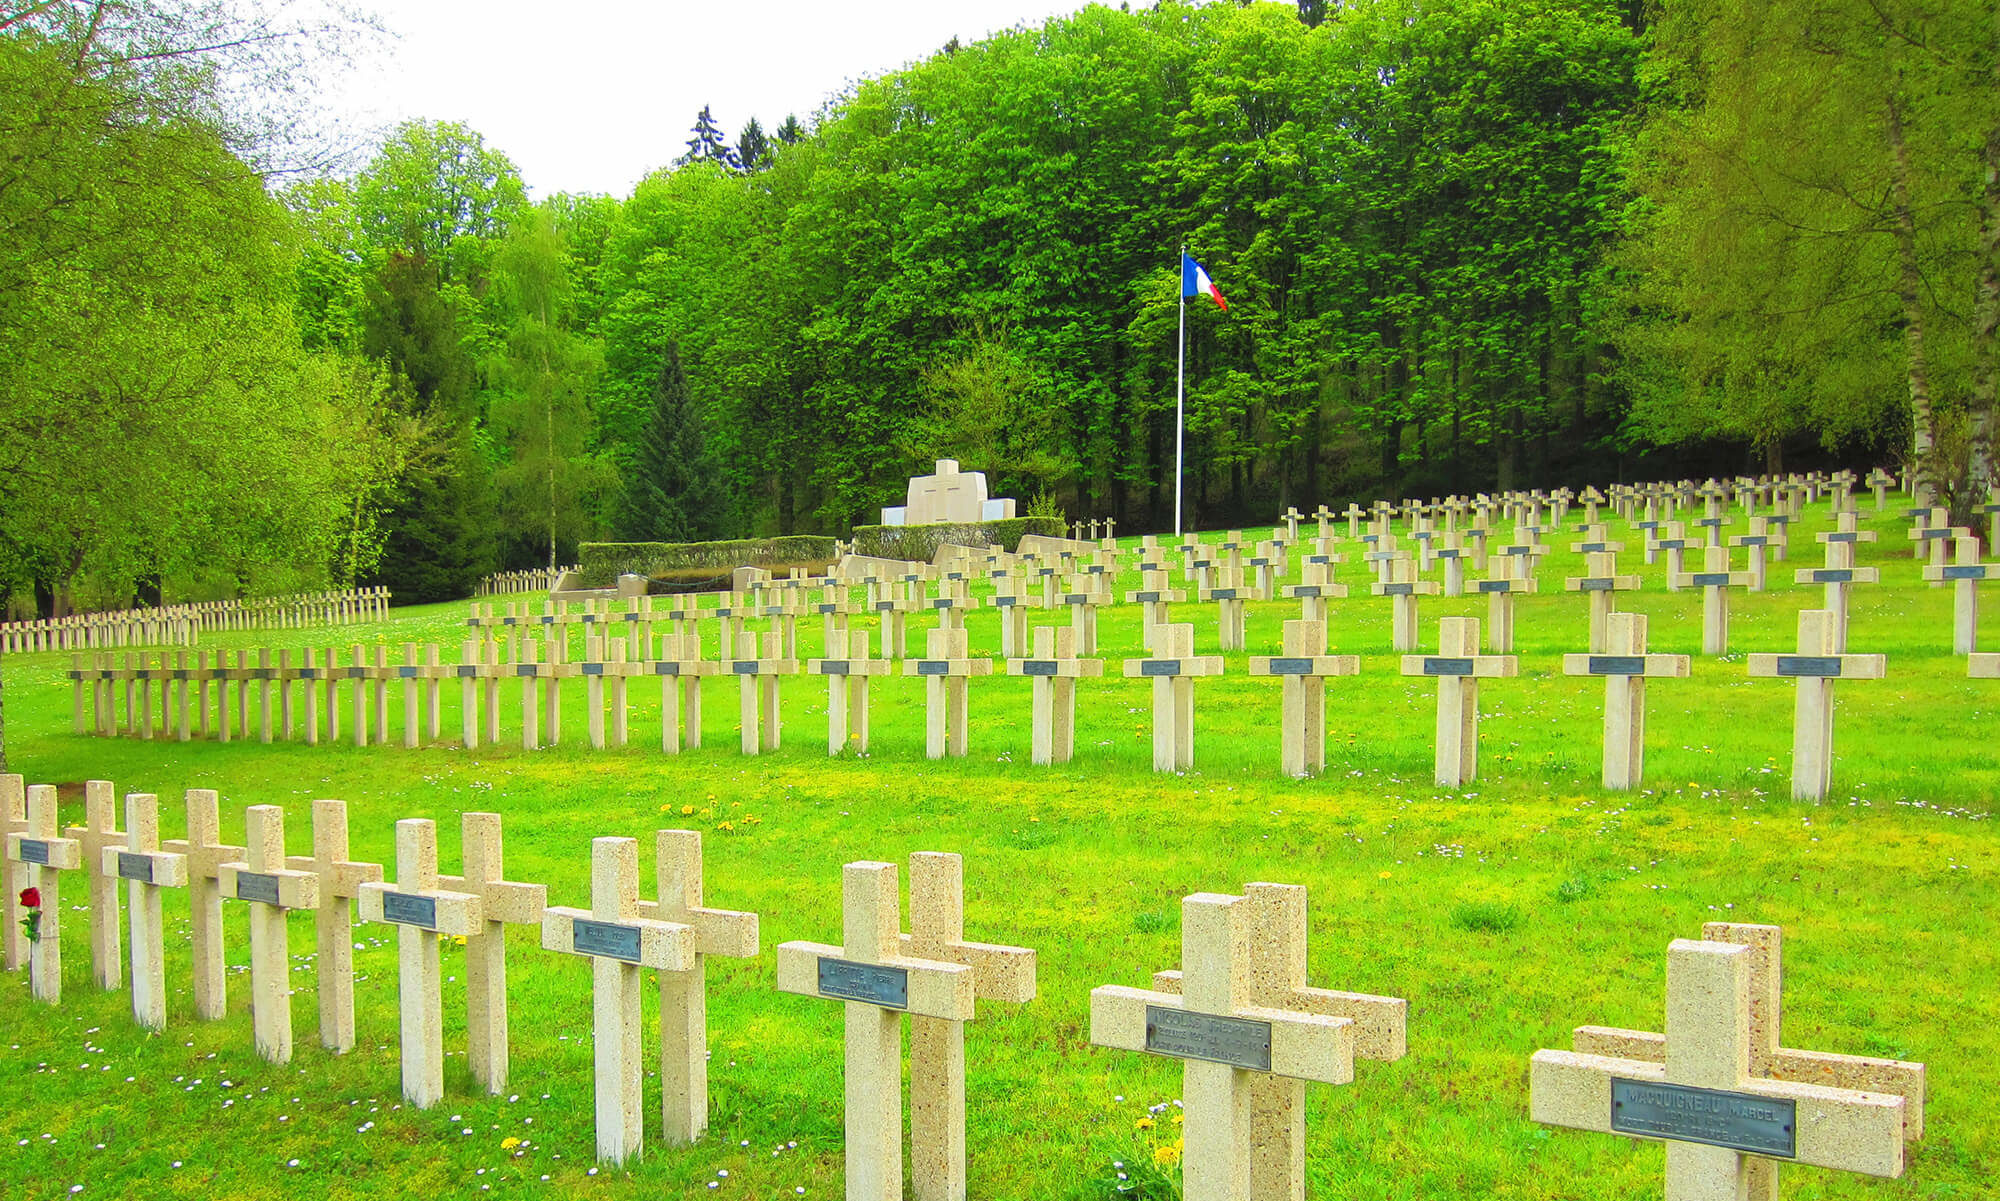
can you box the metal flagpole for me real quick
[1175,245,1186,538]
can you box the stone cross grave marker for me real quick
[161,788,244,1021]
[1089,888,1369,1201]
[904,625,992,760]
[776,860,977,1201]
[1807,512,1880,651]
[284,798,384,1053]
[1560,612,1691,790]
[1672,545,1753,655]
[732,630,797,755]
[1568,921,1926,1199]
[1399,616,1518,787]
[1746,609,1885,801]
[1248,619,1359,778]
[1653,521,1695,585]
[1145,883,1407,1201]
[1,774,24,971]
[514,638,557,750]
[1729,518,1777,591]
[1565,551,1643,654]
[1006,624,1104,766]
[986,574,1030,656]
[1372,555,1439,652]
[1473,562,1538,654]
[62,779,125,991]
[893,851,1036,1201]
[218,804,322,1064]
[1199,566,1261,652]
[633,830,760,1145]
[7,784,83,1002]
[107,792,188,1031]
[540,837,695,1165]
[438,812,548,1094]
[652,631,714,753]
[809,628,888,755]
[1126,567,1187,654]
[1531,935,1914,1198]
[1284,556,1347,626]
[1920,533,1995,653]
[359,819,484,1108]
[1123,623,1226,772]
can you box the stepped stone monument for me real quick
[880,460,1017,526]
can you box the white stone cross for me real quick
[1564,551,1643,653]
[1144,883,1406,1201]
[284,798,384,1053]
[1199,566,1264,653]
[438,811,548,1094]
[776,860,975,1201]
[218,805,322,1064]
[1472,565,1538,653]
[651,631,714,753]
[1122,623,1226,772]
[1248,619,1359,778]
[0,773,24,972]
[360,819,484,1108]
[903,626,992,759]
[161,789,244,1021]
[1920,533,1995,654]
[1006,625,1104,765]
[731,630,798,755]
[1561,612,1691,790]
[1370,555,1439,652]
[62,779,124,991]
[1284,557,1347,627]
[1672,545,1753,655]
[809,628,889,755]
[1125,568,1188,654]
[634,830,760,1145]
[1531,935,1914,1198]
[7,784,83,1003]
[540,837,695,1165]
[1398,616,1517,787]
[1746,609,1885,801]
[1089,889,1361,1201]
[107,792,187,1031]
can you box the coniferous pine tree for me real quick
[619,342,715,542]
[674,106,740,170]
[736,117,772,173]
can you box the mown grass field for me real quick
[0,503,1994,1200]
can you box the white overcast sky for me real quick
[330,1,1096,198]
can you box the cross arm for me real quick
[635,901,759,959]
[1004,659,1105,678]
[1089,985,1355,1085]
[1398,655,1518,679]
[438,875,548,925]
[1560,654,1690,678]
[287,855,384,898]
[1530,1049,1905,1176]
[1150,971,1405,1061]
[1565,575,1643,592]
[359,882,484,937]
[1121,657,1227,678]
[775,940,975,1020]
[901,659,996,677]
[101,846,188,888]
[1745,654,1887,680]
[1247,655,1361,678]
[896,933,1035,1003]
[1922,563,1997,582]
[540,905,693,971]
[218,862,319,909]
[805,659,893,677]
[1796,568,1881,585]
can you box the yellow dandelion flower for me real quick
[1153,1143,1180,1166]
[1378,870,1392,879]
[717,821,735,832]
[681,804,695,815]
[501,1136,521,1149]
[453,935,467,947]
[1134,1116,1155,1131]
[1171,1111,1184,1125]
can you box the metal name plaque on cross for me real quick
[1579,578,1617,591]
[1022,661,1058,677]
[1267,658,1314,675]
[1140,660,1182,677]
[382,891,438,929]
[1610,1078,1796,1159]
[1380,583,1414,596]
[18,838,50,866]
[917,661,950,676]
[1476,580,1513,593]
[1942,565,1990,581]
[236,872,281,905]
[1131,591,1160,603]
[1144,1005,1273,1072]
[1292,586,1322,598]
[1811,569,1855,584]
[732,661,760,675]
[1587,656,1647,676]
[116,852,154,884]
[573,918,643,962]
[1422,658,1474,677]
[1688,573,1732,587]
[817,957,909,1008]
[818,661,851,676]
[1776,656,1843,678]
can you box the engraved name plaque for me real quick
[818,661,851,676]
[1942,565,1989,581]
[1775,656,1843,678]
[1811,569,1855,584]
[382,892,438,929]
[732,662,759,675]
[1476,580,1513,593]
[817,957,909,1008]
[1380,583,1414,596]
[1292,586,1322,598]
[18,838,49,866]
[573,918,643,962]
[1144,1005,1273,1072]
[1022,661,1058,677]
[1587,656,1646,675]
[1688,573,1731,587]
[1610,1078,1796,1159]
[116,852,154,884]
[917,661,950,676]
[236,872,281,905]
[1579,579,1616,591]
[1266,658,1314,675]
[1140,660,1181,677]
[1422,658,1474,677]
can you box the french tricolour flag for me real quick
[1181,253,1228,311]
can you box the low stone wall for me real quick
[576,537,839,588]
[848,517,1064,562]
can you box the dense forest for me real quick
[3,0,1996,609]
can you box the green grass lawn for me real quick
[0,503,1994,1199]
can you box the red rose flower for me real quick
[19,887,39,909]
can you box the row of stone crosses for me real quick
[68,487,1998,801]
[3,775,1928,1201]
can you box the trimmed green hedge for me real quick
[848,517,1066,561]
[577,536,838,588]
